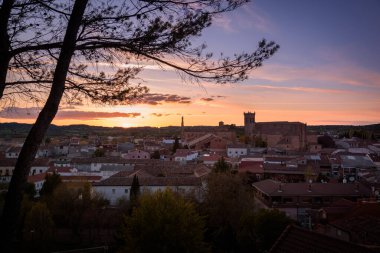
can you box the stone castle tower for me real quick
[244,111,255,138]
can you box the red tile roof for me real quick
[253,179,371,197]
[239,161,264,174]
[47,167,73,173]
[94,176,202,187]
[0,158,50,167]
[61,175,102,182]
[330,203,380,246]
[28,173,47,183]
[269,225,377,253]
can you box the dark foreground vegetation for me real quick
[0,171,291,253]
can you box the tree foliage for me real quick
[151,150,161,159]
[254,136,267,148]
[202,172,255,252]
[92,148,105,157]
[317,135,335,148]
[1,0,279,105]
[213,156,231,173]
[1,1,89,245]
[120,189,208,253]
[0,0,279,245]
[172,136,181,154]
[339,129,376,140]
[46,183,108,234]
[23,182,36,200]
[253,209,292,252]
[24,202,54,243]
[39,173,62,198]
[130,175,140,203]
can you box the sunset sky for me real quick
[1,0,379,127]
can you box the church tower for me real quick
[244,111,255,138]
[181,116,184,137]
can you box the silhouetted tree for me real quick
[202,172,255,251]
[130,175,140,204]
[213,156,231,173]
[92,148,105,157]
[0,1,89,245]
[24,202,54,244]
[316,173,330,183]
[253,209,292,252]
[22,182,36,200]
[1,0,279,104]
[151,150,160,159]
[317,135,335,148]
[120,189,208,253]
[46,183,108,240]
[44,137,51,145]
[39,173,62,198]
[1,0,279,246]
[172,136,181,154]
[254,136,268,148]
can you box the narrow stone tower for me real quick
[181,116,184,137]
[244,111,255,138]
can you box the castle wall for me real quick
[251,121,307,151]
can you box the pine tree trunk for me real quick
[0,0,88,248]
[0,0,14,99]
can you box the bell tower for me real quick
[181,116,184,138]
[244,111,255,138]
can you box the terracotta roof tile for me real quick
[253,179,371,197]
[269,225,377,253]
[94,176,202,187]
[28,173,47,183]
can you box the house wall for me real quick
[94,185,200,205]
[5,152,19,158]
[186,153,198,161]
[227,148,248,158]
[30,166,49,175]
[36,149,51,158]
[34,180,45,195]
[74,164,92,172]
[54,146,69,155]
[210,138,228,151]
[174,157,186,162]
[308,144,322,153]
[123,150,150,159]
[95,186,131,205]
[0,166,13,182]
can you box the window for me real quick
[112,189,116,194]
[125,189,128,194]
[302,198,312,203]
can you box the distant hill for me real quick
[0,122,379,138]
[307,124,380,135]
[0,122,182,138]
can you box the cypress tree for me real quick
[130,175,140,202]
